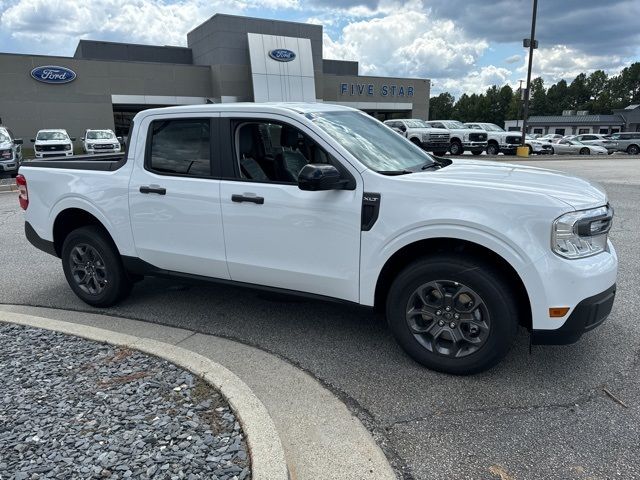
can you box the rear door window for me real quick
[146,119,212,177]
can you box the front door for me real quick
[218,115,363,302]
[128,114,229,279]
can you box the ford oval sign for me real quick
[30,65,77,84]
[269,49,296,62]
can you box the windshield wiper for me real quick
[377,169,414,176]
[421,162,440,170]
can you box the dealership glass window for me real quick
[554,128,566,135]
[533,128,544,134]
[578,128,590,134]
[599,128,609,134]
[147,119,211,177]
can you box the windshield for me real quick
[404,120,427,128]
[37,131,68,141]
[307,111,435,172]
[443,121,465,129]
[86,130,115,140]
[0,130,9,143]
[482,123,505,132]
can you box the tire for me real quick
[627,144,640,155]
[386,255,518,375]
[486,143,499,156]
[449,141,463,156]
[471,150,483,156]
[525,145,533,155]
[549,147,555,155]
[580,147,590,155]
[61,226,132,307]
[410,138,423,149]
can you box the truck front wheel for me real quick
[61,226,132,307]
[386,255,518,374]
[486,143,500,155]
[449,141,464,155]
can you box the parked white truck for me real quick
[464,122,522,155]
[31,129,75,159]
[424,120,488,156]
[383,119,450,155]
[18,103,617,374]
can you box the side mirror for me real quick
[81,137,85,141]
[117,136,123,142]
[14,139,23,145]
[70,137,77,142]
[298,164,347,191]
[30,139,36,143]
[399,125,407,132]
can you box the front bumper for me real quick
[531,284,616,345]
[421,142,450,151]
[463,141,488,149]
[35,151,74,158]
[0,161,19,172]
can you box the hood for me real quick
[86,138,117,144]
[35,138,71,144]
[409,127,449,134]
[411,159,607,210]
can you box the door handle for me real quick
[140,185,166,195]
[232,194,264,205]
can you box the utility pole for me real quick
[520,0,538,146]
[516,79,524,128]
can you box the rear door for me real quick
[128,113,230,279]
[218,113,363,302]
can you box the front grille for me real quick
[428,133,450,143]
[469,133,487,142]
[42,144,66,151]
[93,144,115,150]
[506,135,521,144]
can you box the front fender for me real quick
[359,223,549,324]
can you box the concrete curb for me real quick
[0,310,289,480]
[0,183,17,192]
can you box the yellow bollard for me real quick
[516,146,530,157]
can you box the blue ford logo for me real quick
[30,65,77,84]
[269,49,296,62]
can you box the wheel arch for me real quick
[52,208,118,257]
[373,237,532,329]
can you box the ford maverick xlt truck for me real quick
[18,104,617,374]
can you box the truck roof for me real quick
[136,102,358,120]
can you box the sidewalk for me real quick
[0,305,397,480]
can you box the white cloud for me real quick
[0,0,299,54]
[436,65,514,97]
[527,45,626,83]
[504,54,521,64]
[323,9,487,79]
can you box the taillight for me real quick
[16,174,28,210]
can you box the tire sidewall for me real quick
[487,144,499,155]
[450,142,463,155]
[61,227,127,307]
[386,257,518,375]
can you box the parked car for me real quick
[551,139,608,155]
[463,122,521,155]
[17,103,617,375]
[0,126,23,176]
[82,129,122,154]
[608,132,640,155]
[383,119,450,155]
[538,134,564,143]
[31,129,75,158]
[573,134,617,154]
[523,135,553,155]
[423,120,487,155]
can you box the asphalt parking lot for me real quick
[1,156,639,479]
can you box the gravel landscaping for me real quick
[0,323,251,480]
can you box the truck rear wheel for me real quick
[386,255,518,374]
[61,226,132,307]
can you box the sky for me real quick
[1,0,638,98]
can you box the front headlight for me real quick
[463,133,470,141]
[86,143,94,149]
[64,144,71,151]
[552,205,613,259]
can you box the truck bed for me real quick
[23,153,126,172]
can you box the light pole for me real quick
[516,79,524,129]
[520,0,538,146]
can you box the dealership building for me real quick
[0,13,430,144]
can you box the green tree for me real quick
[428,92,455,119]
[528,77,547,116]
[568,73,591,109]
[546,79,570,114]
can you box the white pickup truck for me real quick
[31,129,75,159]
[383,119,450,155]
[464,122,522,155]
[18,103,617,374]
[423,120,487,156]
